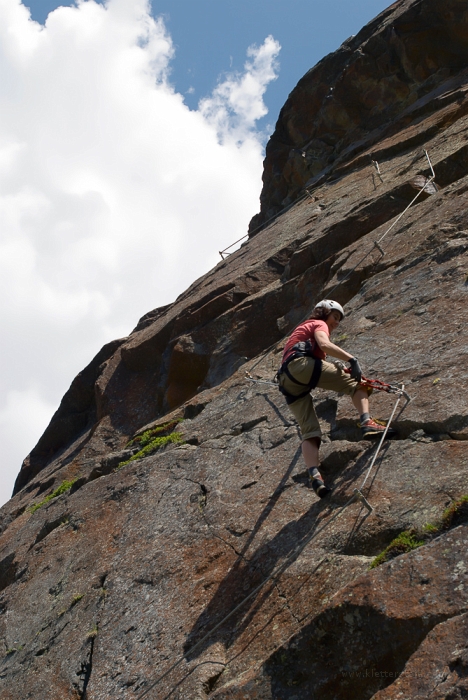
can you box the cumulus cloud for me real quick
[0,0,280,506]
[199,35,280,143]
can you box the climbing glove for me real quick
[349,357,362,383]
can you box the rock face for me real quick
[249,0,468,233]
[1,0,468,698]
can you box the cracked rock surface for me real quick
[1,0,468,698]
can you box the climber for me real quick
[277,299,395,498]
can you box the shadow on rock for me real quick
[263,602,448,700]
[183,446,330,660]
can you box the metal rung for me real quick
[372,159,384,183]
[401,388,413,403]
[424,149,436,179]
[353,489,374,513]
[374,240,385,256]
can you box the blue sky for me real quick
[1,0,391,505]
[25,0,391,132]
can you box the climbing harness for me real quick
[276,339,323,404]
[277,359,322,404]
[135,387,405,699]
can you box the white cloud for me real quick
[199,35,280,144]
[0,0,280,506]
[0,388,57,507]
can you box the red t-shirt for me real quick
[282,319,329,363]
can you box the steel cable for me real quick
[138,150,432,698]
[247,151,435,377]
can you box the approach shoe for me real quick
[307,468,331,499]
[361,417,397,439]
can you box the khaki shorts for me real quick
[278,358,365,443]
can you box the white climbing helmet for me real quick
[314,299,345,320]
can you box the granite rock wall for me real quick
[1,0,468,697]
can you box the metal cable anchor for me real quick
[353,488,374,513]
[396,384,413,404]
[373,240,385,256]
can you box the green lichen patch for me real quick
[6,645,23,655]
[119,421,184,469]
[440,495,468,530]
[28,478,78,514]
[87,625,98,639]
[126,418,183,448]
[370,495,468,570]
[57,592,85,618]
[370,531,424,569]
[421,495,468,536]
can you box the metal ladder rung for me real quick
[353,488,374,513]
